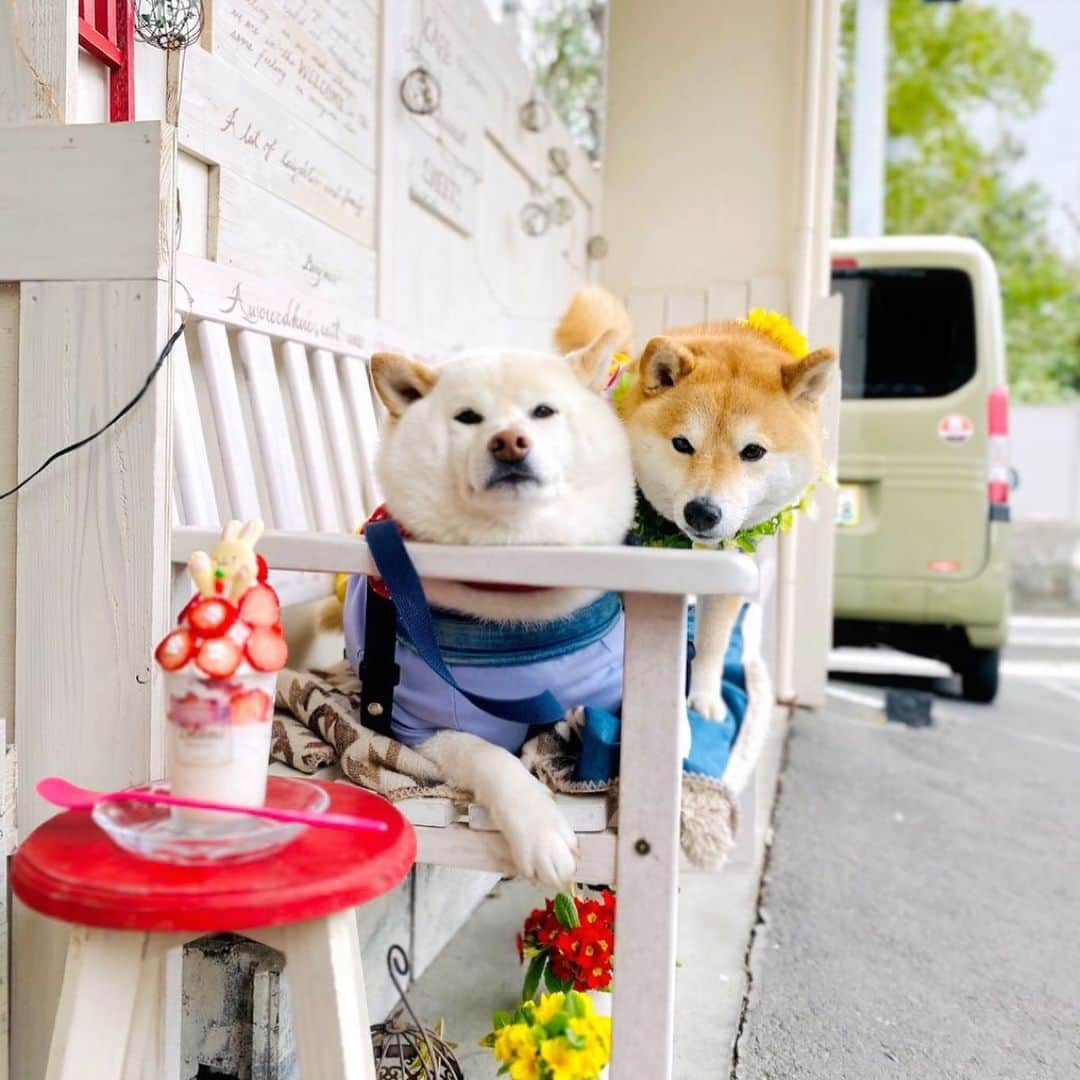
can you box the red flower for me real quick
[517,889,616,994]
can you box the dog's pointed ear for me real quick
[370,352,439,417]
[565,328,620,392]
[640,336,695,395]
[782,347,836,406]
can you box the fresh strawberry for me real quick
[245,626,288,671]
[230,688,271,725]
[226,620,252,647]
[169,696,228,729]
[238,583,280,628]
[195,636,242,679]
[187,597,237,638]
[256,553,269,583]
[155,628,195,671]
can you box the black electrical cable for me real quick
[0,322,186,502]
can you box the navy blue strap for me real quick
[364,520,566,726]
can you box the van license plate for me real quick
[835,484,860,527]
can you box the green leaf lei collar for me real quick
[627,485,817,554]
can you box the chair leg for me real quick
[46,927,148,1080]
[255,910,376,1080]
[611,592,688,1080]
[122,938,187,1080]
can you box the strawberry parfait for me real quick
[155,535,288,825]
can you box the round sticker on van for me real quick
[938,414,973,445]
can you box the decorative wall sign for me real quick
[213,0,376,168]
[180,47,375,245]
[408,140,476,237]
[215,171,376,310]
[401,0,489,234]
[177,253,374,356]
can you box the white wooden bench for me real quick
[168,283,760,1080]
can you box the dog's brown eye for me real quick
[454,408,484,425]
[672,436,694,455]
[532,404,557,419]
[740,443,767,462]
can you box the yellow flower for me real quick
[533,991,567,1026]
[508,1046,541,1080]
[740,308,808,358]
[541,1036,584,1080]
[571,1014,612,1058]
[493,1023,535,1065]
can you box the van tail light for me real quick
[987,385,1010,518]
[831,257,859,270]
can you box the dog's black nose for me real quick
[488,429,531,463]
[683,498,721,534]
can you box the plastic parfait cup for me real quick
[155,520,288,828]
[164,668,277,825]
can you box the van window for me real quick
[832,268,977,399]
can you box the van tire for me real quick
[960,647,1000,704]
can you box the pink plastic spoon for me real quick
[37,776,389,834]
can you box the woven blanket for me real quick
[271,608,773,870]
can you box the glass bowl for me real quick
[92,776,330,865]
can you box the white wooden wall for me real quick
[2,1,602,1074]
[379,0,602,348]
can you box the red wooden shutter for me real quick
[77,0,135,121]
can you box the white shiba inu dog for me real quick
[352,335,635,887]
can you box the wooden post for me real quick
[0,0,77,126]
[611,592,688,1080]
[8,120,176,1080]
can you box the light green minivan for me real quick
[831,237,1010,703]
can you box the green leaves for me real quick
[544,966,574,994]
[554,891,580,929]
[522,953,547,1003]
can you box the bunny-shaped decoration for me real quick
[187,519,265,601]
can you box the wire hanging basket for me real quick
[370,945,464,1079]
[133,0,204,50]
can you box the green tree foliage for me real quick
[523,1,605,160]
[836,0,1080,400]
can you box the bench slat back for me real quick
[171,306,406,606]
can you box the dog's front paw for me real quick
[688,688,726,721]
[501,791,579,889]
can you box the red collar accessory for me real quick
[363,505,548,596]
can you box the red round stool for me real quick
[13,779,416,1080]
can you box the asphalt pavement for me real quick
[734,617,1080,1080]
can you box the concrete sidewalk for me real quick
[734,679,1080,1080]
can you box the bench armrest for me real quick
[171,526,758,597]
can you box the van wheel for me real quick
[960,647,1000,704]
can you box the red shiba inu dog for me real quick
[557,286,836,720]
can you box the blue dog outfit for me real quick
[343,579,624,753]
[345,519,749,784]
